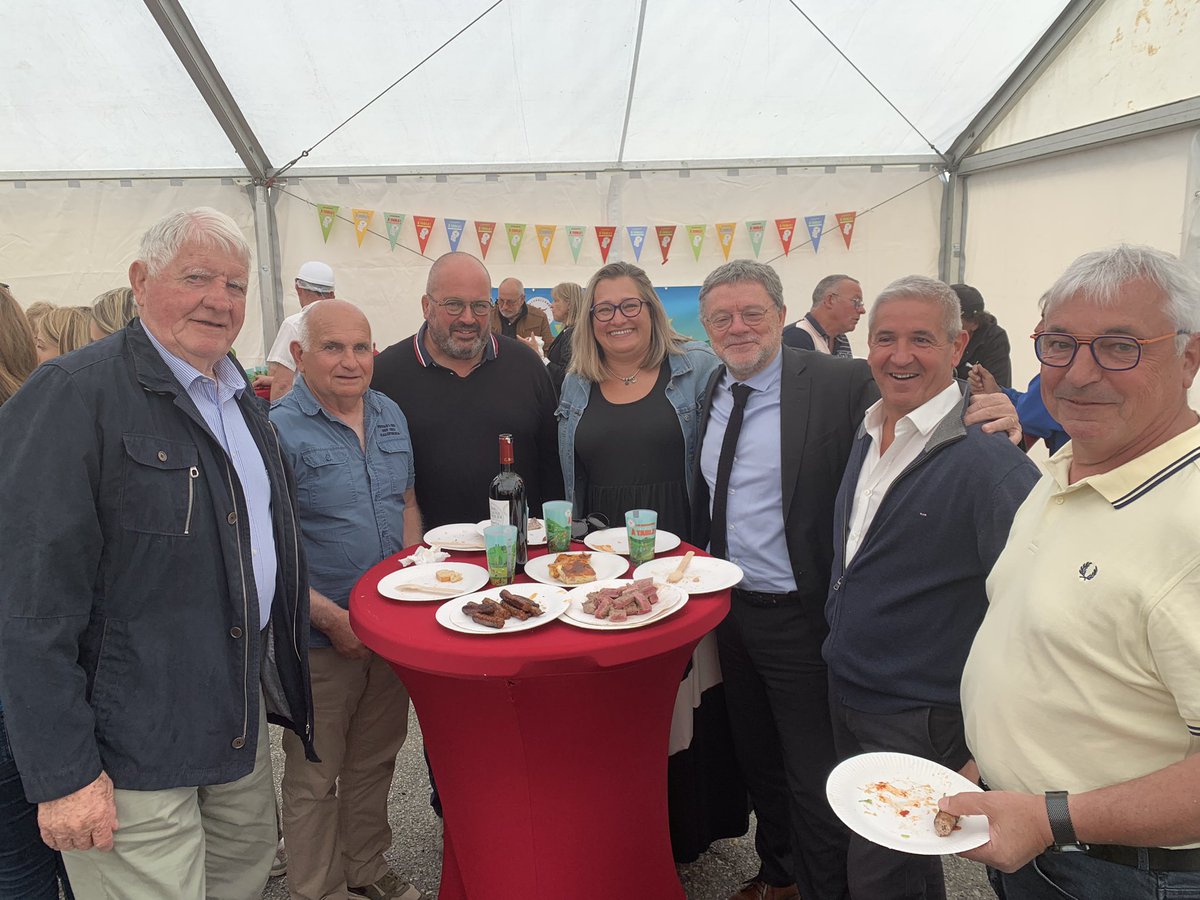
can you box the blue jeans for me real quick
[990,850,1200,900]
[0,707,73,900]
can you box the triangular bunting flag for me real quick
[746,220,766,258]
[445,218,465,252]
[775,218,797,256]
[566,226,586,262]
[413,216,436,255]
[626,226,647,261]
[475,221,496,258]
[384,213,406,251]
[536,224,557,263]
[716,223,736,260]
[317,205,338,243]
[656,225,677,264]
[686,224,706,261]
[595,226,616,263]
[836,211,857,249]
[351,209,374,248]
[506,223,526,261]
[805,215,826,253]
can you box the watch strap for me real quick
[1045,790,1084,850]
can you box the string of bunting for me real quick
[314,206,861,263]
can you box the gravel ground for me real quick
[262,712,993,899]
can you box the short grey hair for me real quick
[137,207,251,276]
[295,301,321,351]
[869,275,962,340]
[699,260,784,311]
[812,274,857,307]
[1042,244,1200,353]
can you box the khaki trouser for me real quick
[63,695,276,900]
[281,649,410,900]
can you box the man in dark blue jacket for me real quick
[0,208,314,900]
[822,275,1038,900]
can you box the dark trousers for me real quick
[828,691,971,900]
[0,707,74,900]
[989,849,1200,900]
[716,592,850,900]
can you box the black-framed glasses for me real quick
[1032,330,1186,372]
[701,307,772,332]
[431,297,493,317]
[591,298,644,322]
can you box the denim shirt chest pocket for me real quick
[298,446,356,510]
[120,433,200,536]
[375,435,414,497]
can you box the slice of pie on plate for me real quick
[546,552,597,585]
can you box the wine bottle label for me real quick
[489,498,510,525]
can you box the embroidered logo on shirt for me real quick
[1078,561,1098,581]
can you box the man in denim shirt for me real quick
[271,300,428,900]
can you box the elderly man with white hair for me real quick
[943,244,1200,899]
[0,207,315,900]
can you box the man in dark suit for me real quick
[691,260,1019,900]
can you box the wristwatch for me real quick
[1045,790,1087,852]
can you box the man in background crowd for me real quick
[952,283,1011,387]
[491,276,553,350]
[263,260,337,400]
[782,274,863,357]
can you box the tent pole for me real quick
[938,170,967,284]
[248,184,284,357]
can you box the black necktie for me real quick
[709,382,753,560]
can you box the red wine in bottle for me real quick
[488,433,528,566]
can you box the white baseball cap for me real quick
[295,260,335,291]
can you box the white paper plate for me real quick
[559,579,689,631]
[435,586,569,635]
[376,563,489,602]
[583,527,681,556]
[423,523,486,551]
[475,518,546,546]
[522,551,628,587]
[825,752,988,855]
[631,556,744,594]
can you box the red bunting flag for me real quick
[655,225,677,264]
[836,211,857,249]
[475,221,496,258]
[595,226,616,263]
[775,218,797,256]
[413,215,436,255]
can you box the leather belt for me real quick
[731,587,802,606]
[1077,843,1200,873]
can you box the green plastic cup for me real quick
[483,523,517,586]
[625,508,657,565]
[543,500,573,553]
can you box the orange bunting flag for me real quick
[836,211,857,249]
[506,223,526,261]
[351,209,374,248]
[317,204,338,243]
[716,223,736,260]
[475,221,496,258]
[655,225,677,264]
[775,218,797,256]
[413,216,436,255]
[535,224,557,263]
[595,226,616,263]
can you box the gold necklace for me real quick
[609,366,640,385]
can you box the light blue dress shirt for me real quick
[144,329,277,628]
[700,350,797,592]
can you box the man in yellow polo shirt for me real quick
[941,244,1200,898]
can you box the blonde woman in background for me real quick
[23,300,55,336]
[90,287,137,340]
[545,281,584,392]
[0,285,37,406]
[36,306,93,364]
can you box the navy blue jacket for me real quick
[823,384,1039,714]
[0,320,315,802]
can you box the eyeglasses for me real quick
[831,293,866,311]
[1032,330,1186,372]
[701,307,772,332]
[591,298,644,322]
[431,297,494,317]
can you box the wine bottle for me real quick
[488,433,528,567]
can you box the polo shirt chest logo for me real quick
[1078,561,1099,581]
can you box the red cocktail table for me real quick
[350,542,730,900]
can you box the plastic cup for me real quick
[625,509,657,565]
[543,501,573,553]
[483,524,518,586]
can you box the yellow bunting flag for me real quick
[716,223,736,260]
[506,223,526,261]
[686,224,706,261]
[317,205,338,243]
[535,224,557,263]
[351,209,374,248]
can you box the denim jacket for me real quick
[556,341,719,516]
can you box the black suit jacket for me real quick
[692,347,878,609]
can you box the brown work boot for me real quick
[729,879,801,900]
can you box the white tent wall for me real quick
[0,179,266,360]
[274,167,943,357]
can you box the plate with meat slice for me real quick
[523,551,628,587]
[435,586,570,635]
[825,752,989,855]
[560,578,689,630]
[583,527,681,556]
[631,556,744,594]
